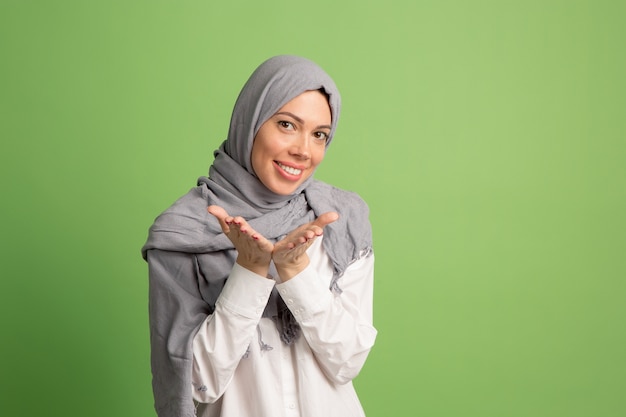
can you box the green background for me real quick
[1,1,625,416]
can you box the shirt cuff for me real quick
[217,263,275,319]
[275,264,331,322]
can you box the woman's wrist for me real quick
[275,257,310,282]
[236,257,271,278]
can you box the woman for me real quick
[142,55,376,417]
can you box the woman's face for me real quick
[251,90,332,195]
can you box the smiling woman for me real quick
[141,56,376,417]
[251,90,332,195]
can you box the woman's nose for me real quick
[289,134,311,159]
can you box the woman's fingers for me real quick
[207,205,231,233]
[296,212,339,242]
[209,207,339,264]
[208,205,273,251]
[312,211,339,230]
[274,212,339,254]
[207,205,228,218]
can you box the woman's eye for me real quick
[314,131,329,142]
[278,121,294,130]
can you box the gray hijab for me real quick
[142,55,372,417]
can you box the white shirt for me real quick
[191,237,376,417]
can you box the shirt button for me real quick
[287,299,294,305]
[280,289,287,295]
[288,403,296,409]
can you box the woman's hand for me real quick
[208,205,274,277]
[208,206,338,281]
[272,212,339,281]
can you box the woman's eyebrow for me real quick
[275,111,331,130]
[275,111,304,124]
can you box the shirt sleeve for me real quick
[191,263,275,403]
[275,247,377,385]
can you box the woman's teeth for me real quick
[277,162,302,175]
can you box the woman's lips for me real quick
[275,161,304,179]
